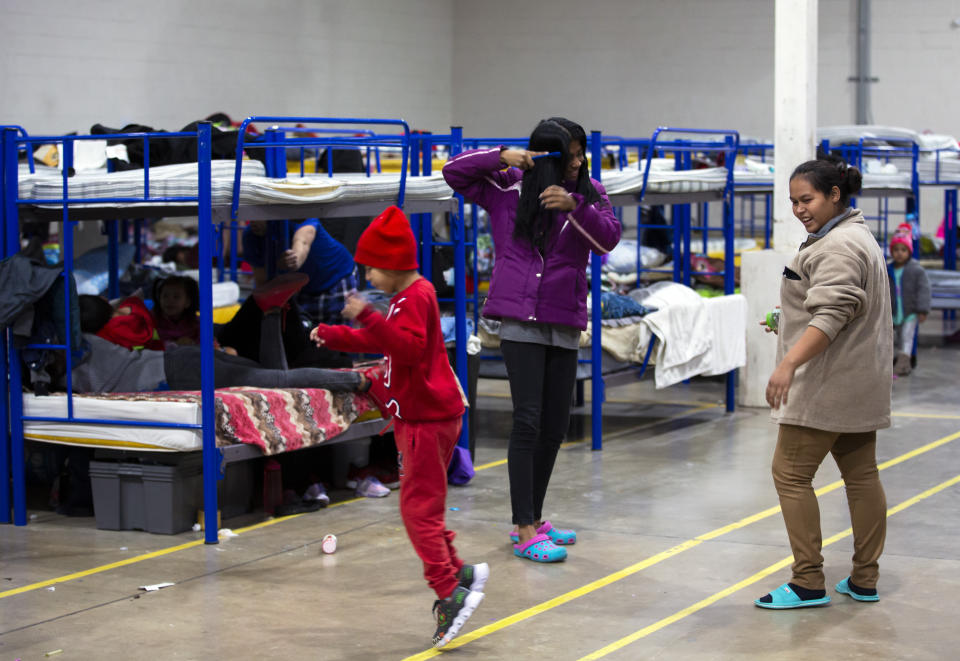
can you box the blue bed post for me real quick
[764,193,772,249]
[133,219,143,265]
[106,221,120,300]
[590,130,604,450]
[1,128,12,523]
[262,128,286,281]
[679,149,693,288]
[418,133,435,311]
[945,189,957,272]
[229,221,239,283]
[449,127,470,450]
[945,188,958,322]
[197,122,220,544]
[724,134,737,412]
[5,128,28,524]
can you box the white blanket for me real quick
[633,283,746,388]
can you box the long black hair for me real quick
[514,118,600,249]
[790,150,863,208]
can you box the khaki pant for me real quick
[772,424,887,590]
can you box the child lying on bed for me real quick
[65,294,368,394]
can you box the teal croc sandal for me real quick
[509,520,577,545]
[513,533,567,563]
[754,583,831,609]
[835,577,879,602]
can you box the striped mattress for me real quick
[16,160,454,208]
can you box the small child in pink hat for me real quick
[888,223,931,376]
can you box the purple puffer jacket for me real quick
[442,147,621,330]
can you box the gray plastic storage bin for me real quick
[89,457,203,534]
[88,454,254,535]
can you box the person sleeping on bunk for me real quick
[64,292,368,394]
[242,218,357,325]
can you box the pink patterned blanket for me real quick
[73,388,377,455]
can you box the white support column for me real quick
[739,0,818,407]
[773,0,818,253]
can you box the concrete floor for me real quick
[2,315,959,660]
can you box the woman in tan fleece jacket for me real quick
[755,156,893,610]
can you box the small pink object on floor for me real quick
[321,534,337,554]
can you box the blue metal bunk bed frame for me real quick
[821,138,920,256]
[822,137,958,316]
[914,146,959,272]
[593,128,739,446]
[733,142,773,248]
[733,138,920,254]
[450,127,739,450]
[1,117,470,542]
[913,145,960,316]
[1,123,221,539]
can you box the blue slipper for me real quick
[755,582,831,609]
[513,533,567,562]
[835,577,879,602]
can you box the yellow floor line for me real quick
[400,428,960,659]
[0,496,368,600]
[4,421,957,607]
[578,473,960,660]
[1,405,719,601]
[0,539,207,599]
[479,391,720,409]
[892,411,960,420]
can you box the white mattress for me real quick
[817,126,960,184]
[818,125,959,152]
[22,394,202,452]
[17,161,454,208]
[917,156,960,182]
[734,160,912,192]
[600,165,729,196]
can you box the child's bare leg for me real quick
[517,524,538,544]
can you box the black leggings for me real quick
[500,340,579,526]
[163,312,360,392]
[163,348,360,391]
[216,297,351,369]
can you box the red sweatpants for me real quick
[394,416,464,600]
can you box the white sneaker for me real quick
[355,476,390,498]
[303,483,330,505]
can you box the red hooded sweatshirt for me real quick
[313,277,465,422]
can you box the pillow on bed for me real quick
[74,243,137,295]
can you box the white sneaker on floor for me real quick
[303,483,330,505]
[355,476,390,498]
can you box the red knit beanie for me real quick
[354,205,419,271]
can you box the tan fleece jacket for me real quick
[771,208,893,432]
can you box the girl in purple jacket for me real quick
[443,118,621,562]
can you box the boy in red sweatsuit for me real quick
[309,205,487,649]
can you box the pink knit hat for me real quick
[890,223,913,255]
